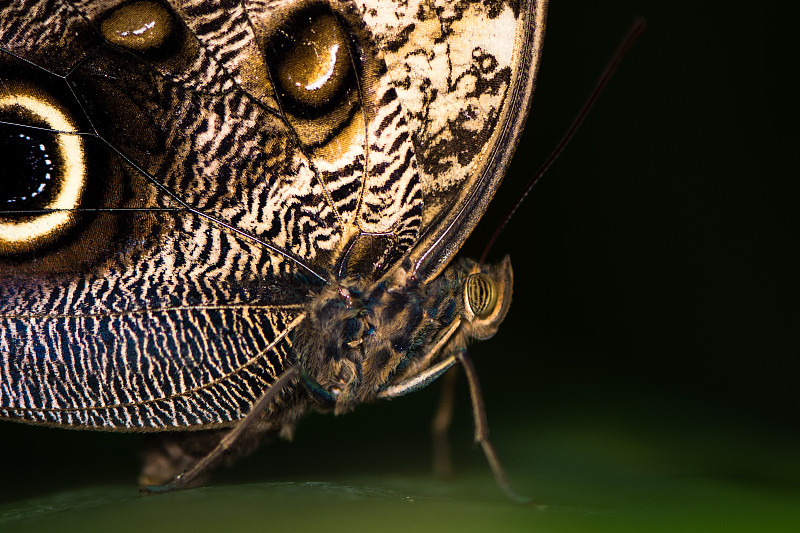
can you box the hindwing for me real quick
[0,0,546,429]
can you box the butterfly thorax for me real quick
[294,257,513,414]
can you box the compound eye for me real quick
[465,273,498,319]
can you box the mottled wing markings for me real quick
[71,0,239,94]
[68,0,344,276]
[360,0,518,203]
[0,308,305,429]
[358,78,422,252]
[91,139,331,284]
[0,4,333,281]
[0,0,531,431]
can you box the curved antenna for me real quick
[480,18,646,264]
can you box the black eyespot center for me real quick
[1,126,59,209]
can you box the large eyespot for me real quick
[465,273,499,319]
[100,1,175,53]
[274,12,351,112]
[266,6,356,120]
[0,85,87,255]
[96,1,200,85]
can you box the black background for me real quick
[477,0,799,427]
[2,0,798,502]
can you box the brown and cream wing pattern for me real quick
[0,0,545,429]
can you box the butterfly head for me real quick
[294,255,512,413]
[461,255,514,341]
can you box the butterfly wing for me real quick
[366,0,548,282]
[0,0,545,430]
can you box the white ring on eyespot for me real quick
[0,88,86,251]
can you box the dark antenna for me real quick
[480,18,646,264]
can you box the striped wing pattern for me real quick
[0,0,538,429]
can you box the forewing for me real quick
[362,0,548,281]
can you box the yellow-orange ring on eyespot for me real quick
[0,87,86,254]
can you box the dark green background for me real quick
[2,1,798,531]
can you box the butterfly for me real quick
[0,0,547,495]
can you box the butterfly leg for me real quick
[431,366,458,479]
[141,366,301,494]
[376,355,457,399]
[455,349,530,503]
[378,349,528,502]
[140,428,228,488]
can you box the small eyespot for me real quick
[101,1,175,52]
[0,85,87,255]
[269,10,353,116]
[465,273,498,319]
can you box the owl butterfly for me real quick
[0,0,546,496]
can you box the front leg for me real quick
[454,350,530,503]
[379,349,529,502]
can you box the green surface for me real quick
[2,394,798,533]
